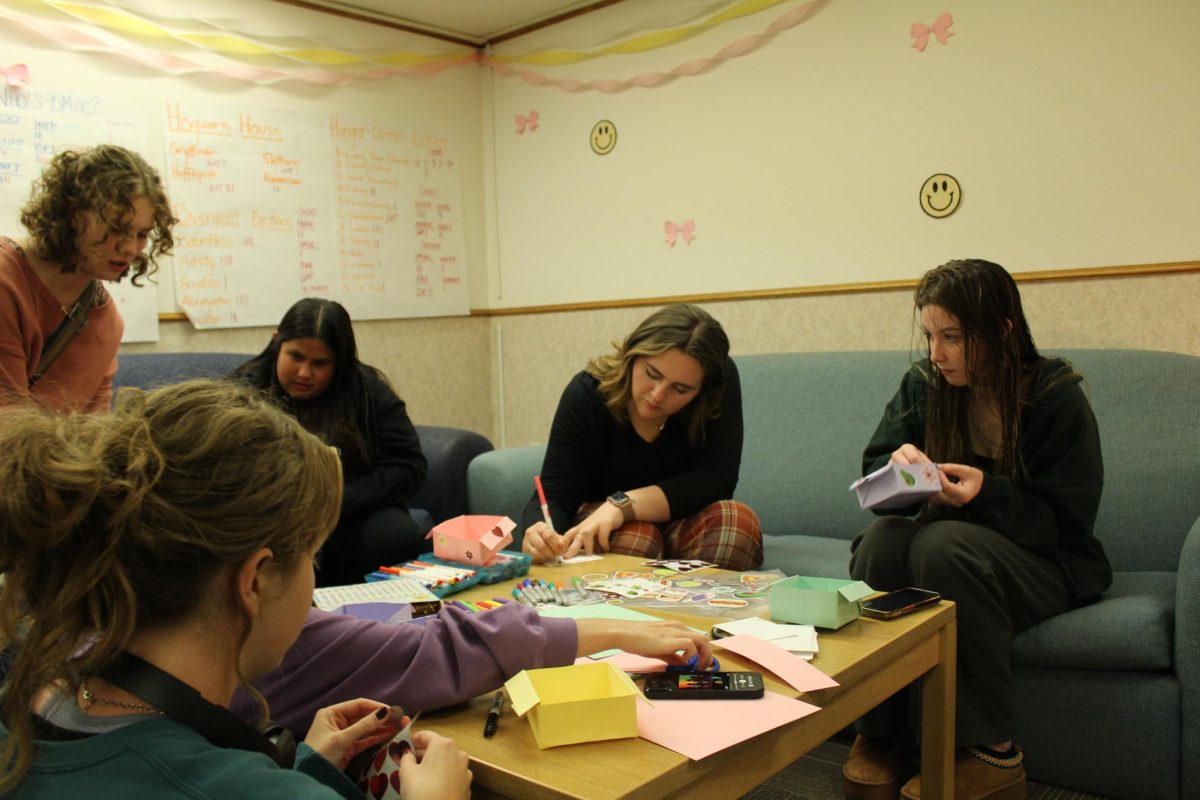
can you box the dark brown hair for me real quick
[914,259,1044,477]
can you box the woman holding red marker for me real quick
[520,303,763,571]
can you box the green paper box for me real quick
[769,576,874,630]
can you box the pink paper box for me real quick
[426,514,515,566]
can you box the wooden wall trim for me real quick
[155,260,1198,323]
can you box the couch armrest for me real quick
[466,445,547,547]
[1178,514,1200,800]
[409,425,494,524]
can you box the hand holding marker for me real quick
[534,475,562,566]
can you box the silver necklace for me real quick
[79,675,161,714]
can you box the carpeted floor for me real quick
[740,737,1110,800]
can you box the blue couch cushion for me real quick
[1011,571,1175,671]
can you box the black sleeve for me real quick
[340,369,427,519]
[965,380,1104,565]
[655,358,744,518]
[520,373,605,534]
[861,365,929,517]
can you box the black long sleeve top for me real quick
[521,360,744,533]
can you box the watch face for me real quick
[608,491,630,506]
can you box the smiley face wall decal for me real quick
[590,120,617,155]
[920,173,961,218]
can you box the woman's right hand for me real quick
[397,730,473,800]
[890,444,933,465]
[522,521,566,563]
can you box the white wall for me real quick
[483,0,1200,308]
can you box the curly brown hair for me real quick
[19,145,176,285]
[0,380,341,792]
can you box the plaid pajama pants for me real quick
[575,499,764,571]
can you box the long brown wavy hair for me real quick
[586,303,730,445]
[19,145,176,285]
[0,380,341,792]
[914,259,1047,479]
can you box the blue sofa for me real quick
[465,349,1200,800]
[113,352,494,526]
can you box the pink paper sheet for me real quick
[636,690,819,760]
[714,635,839,692]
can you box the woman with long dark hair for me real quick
[842,259,1110,800]
[233,298,427,586]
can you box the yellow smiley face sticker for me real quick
[920,173,962,218]
[590,120,617,155]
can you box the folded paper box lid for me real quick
[426,514,515,566]
[850,462,941,510]
[770,576,874,630]
[504,662,641,748]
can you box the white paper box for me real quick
[850,463,941,510]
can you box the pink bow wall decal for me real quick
[911,13,953,52]
[1,63,29,88]
[664,219,695,247]
[515,110,539,133]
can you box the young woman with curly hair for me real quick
[0,144,175,411]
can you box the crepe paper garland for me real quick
[480,0,828,94]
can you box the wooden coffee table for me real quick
[421,554,956,800]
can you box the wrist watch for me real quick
[606,490,635,524]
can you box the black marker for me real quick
[483,691,503,738]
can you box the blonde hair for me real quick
[586,303,730,445]
[0,380,341,792]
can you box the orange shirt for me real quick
[0,237,123,413]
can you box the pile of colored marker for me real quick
[367,559,482,598]
[448,597,511,614]
[509,577,592,607]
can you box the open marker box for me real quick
[504,662,641,748]
[850,462,941,510]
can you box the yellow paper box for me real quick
[770,576,874,630]
[503,663,640,748]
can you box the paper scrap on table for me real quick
[576,652,667,672]
[540,603,663,658]
[560,554,604,564]
[714,635,838,692]
[637,690,819,760]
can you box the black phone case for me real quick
[644,671,765,699]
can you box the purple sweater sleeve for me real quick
[232,604,578,736]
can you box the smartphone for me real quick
[643,671,765,700]
[861,587,942,619]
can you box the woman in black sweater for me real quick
[843,260,1111,800]
[233,298,427,586]
[520,303,762,571]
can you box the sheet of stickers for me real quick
[578,560,788,619]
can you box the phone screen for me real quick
[863,588,940,613]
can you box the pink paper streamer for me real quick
[911,12,954,52]
[481,0,829,94]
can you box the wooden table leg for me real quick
[920,617,956,800]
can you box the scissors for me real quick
[666,654,720,673]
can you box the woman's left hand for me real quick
[931,463,984,507]
[562,503,624,558]
[304,698,401,770]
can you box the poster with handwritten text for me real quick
[0,86,158,342]
[163,99,468,329]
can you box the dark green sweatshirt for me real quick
[863,358,1112,602]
